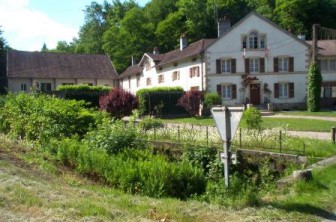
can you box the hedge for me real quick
[56,84,112,107]
[136,87,187,116]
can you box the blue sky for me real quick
[0,0,150,51]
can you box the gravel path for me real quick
[287,131,331,141]
[263,114,336,122]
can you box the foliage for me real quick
[83,119,146,155]
[99,88,138,119]
[50,138,206,199]
[177,91,204,117]
[0,93,99,144]
[204,92,222,109]
[56,84,112,107]
[139,117,164,131]
[243,106,262,130]
[307,62,322,112]
[0,28,9,94]
[136,87,186,116]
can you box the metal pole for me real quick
[178,125,180,142]
[224,107,231,188]
[331,127,336,144]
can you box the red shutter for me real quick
[289,82,294,98]
[274,58,279,72]
[289,57,294,72]
[217,84,222,97]
[232,84,237,99]
[274,83,279,98]
[216,59,221,74]
[245,58,250,74]
[231,59,236,73]
[260,58,265,73]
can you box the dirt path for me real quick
[263,114,336,122]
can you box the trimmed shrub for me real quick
[307,62,322,112]
[56,84,111,107]
[99,88,138,119]
[136,87,186,116]
[177,90,204,117]
[243,106,262,130]
[204,93,222,109]
[0,93,99,143]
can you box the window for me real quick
[242,36,247,49]
[221,59,231,73]
[158,75,164,84]
[260,35,266,49]
[40,83,51,92]
[249,58,259,73]
[242,31,266,49]
[321,84,336,98]
[279,57,289,72]
[146,77,151,86]
[249,31,258,49]
[189,66,200,78]
[279,83,289,98]
[20,83,27,91]
[330,60,336,71]
[320,60,329,71]
[222,85,232,99]
[172,71,180,81]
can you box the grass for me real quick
[0,137,336,221]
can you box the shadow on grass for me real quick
[269,202,336,220]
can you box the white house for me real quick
[120,12,336,110]
[6,50,119,92]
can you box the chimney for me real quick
[131,56,137,66]
[153,47,159,54]
[180,33,188,51]
[217,16,231,37]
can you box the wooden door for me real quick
[250,84,260,105]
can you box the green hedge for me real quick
[136,87,187,116]
[56,84,112,107]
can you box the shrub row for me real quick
[56,84,112,107]
[0,93,100,143]
[136,87,187,116]
[50,138,206,199]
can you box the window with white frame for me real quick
[172,71,180,81]
[158,75,164,84]
[330,60,336,71]
[189,66,200,78]
[242,31,266,49]
[222,85,232,99]
[40,83,52,92]
[20,83,27,91]
[249,31,258,49]
[321,85,336,98]
[249,58,259,73]
[279,57,289,72]
[279,83,289,98]
[221,59,231,73]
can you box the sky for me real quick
[0,0,150,51]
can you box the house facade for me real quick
[120,12,336,109]
[7,50,118,92]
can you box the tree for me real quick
[41,43,48,52]
[99,88,138,119]
[307,62,322,112]
[0,28,9,94]
[177,90,204,117]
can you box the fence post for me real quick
[239,128,242,148]
[178,125,180,142]
[279,130,282,153]
[206,126,209,146]
[331,127,336,144]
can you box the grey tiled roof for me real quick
[7,50,118,79]
[119,64,142,79]
[306,40,336,57]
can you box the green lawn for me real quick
[162,116,336,132]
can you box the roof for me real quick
[306,40,336,57]
[157,39,215,66]
[7,50,118,79]
[206,11,311,49]
[119,64,142,79]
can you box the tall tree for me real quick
[0,28,9,93]
[41,43,48,52]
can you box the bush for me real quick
[56,84,111,107]
[243,106,262,130]
[136,87,186,116]
[307,62,322,112]
[0,93,99,143]
[139,117,164,131]
[83,119,146,154]
[204,93,222,109]
[177,90,204,117]
[99,88,138,119]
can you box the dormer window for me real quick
[242,31,267,49]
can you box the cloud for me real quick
[0,0,77,51]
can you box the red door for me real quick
[250,84,260,105]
